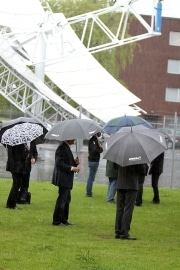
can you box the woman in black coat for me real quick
[6,144,27,209]
[52,140,80,226]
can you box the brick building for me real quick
[120,15,180,129]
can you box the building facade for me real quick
[120,16,180,129]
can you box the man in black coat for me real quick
[52,140,80,226]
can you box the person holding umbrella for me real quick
[52,139,80,226]
[102,125,167,239]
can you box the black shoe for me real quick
[120,235,137,240]
[115,235,120,239]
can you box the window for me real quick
[167,59,180,74]
[166,88,180,102]
[169,32,180,46]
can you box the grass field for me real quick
[0,178,180,270]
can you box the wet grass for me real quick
[0,178,180,270]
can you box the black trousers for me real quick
[151,173,160,202]
[115,189,137,238]
[53,187,71,224]
[136,175,145,205]
[6,172,24,208]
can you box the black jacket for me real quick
[6,144,27,174]
[149,152,164,175]
[52,142,77,189]
[117,164,145,190]
[88,135,103,162]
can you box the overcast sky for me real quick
[132,0,180,19]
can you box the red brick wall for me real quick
[120,16,180,118]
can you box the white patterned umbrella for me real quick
[1,123,44,146]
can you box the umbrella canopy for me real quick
[0,117,48,145]
[0,123,45,146]
[45,118,102,141]
[103,115,153,134]
[103,125,167,167]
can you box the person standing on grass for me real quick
[149,152,164,204]
[86,132,103,197]
[52,140,80,226]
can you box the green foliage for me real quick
[0,179,180,270]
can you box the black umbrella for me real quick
[103,125,167,167]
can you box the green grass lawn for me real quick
[0,178,180,270]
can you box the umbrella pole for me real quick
[76,142,78,158]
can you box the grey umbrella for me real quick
[103,125,167,167]
[45,118,102,141]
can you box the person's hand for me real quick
[31,158,36,164]
[72,166,80,173]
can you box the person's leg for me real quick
[136,176,145,206]
[115,189,125,238]
[152,173,160,203]
[6,173,23,209]
[120,190,137,238]
[53,187,70,225]
[64,190,71,222]
[107,178,117,202]
[86,162,99,197]
[19,172,30,202]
